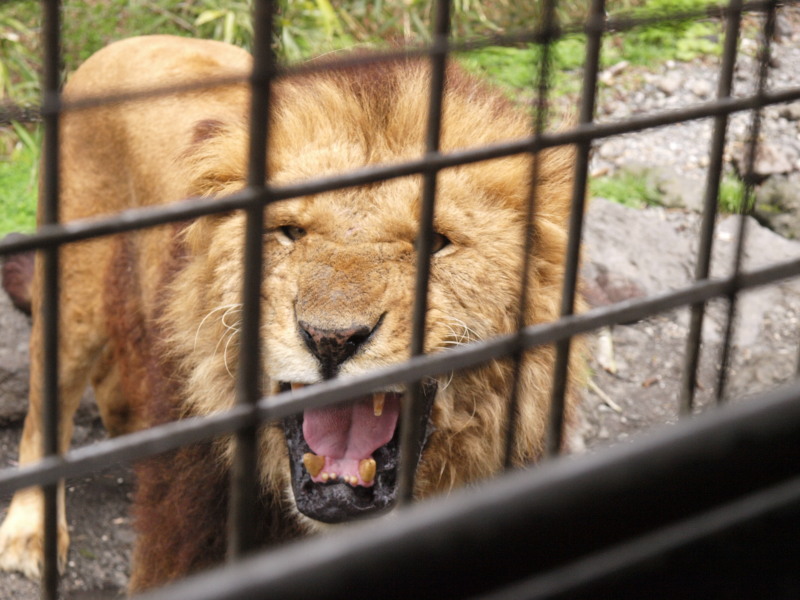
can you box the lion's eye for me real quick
[280,225,307,241]
[430,232,451,254]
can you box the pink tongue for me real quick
[303,395,400,460]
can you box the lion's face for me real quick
[264,167,531,522]
[171,59,576,527]
[191,165,531,522]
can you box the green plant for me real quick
[0,12,40,107]
[718,174,749,213]
[0,122,40,234]
[194,0,254,48]
[591,170,663,209]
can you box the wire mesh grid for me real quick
[1,0,799,598]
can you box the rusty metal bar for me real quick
[546,0,605,457]
[679,0,744,413]
[715,0,777,403]
[503,0,559,467]
[227,0,276,561]
[39,0,61,597]
[398,0,451,506]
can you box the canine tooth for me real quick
[303,453,325,477]
[358,458,377,484]
[373,392,385,417]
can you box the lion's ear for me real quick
[191,119,226,145]
[181,118,248,199]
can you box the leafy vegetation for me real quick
[0,0,739,235]
[0,122,39,232]
[718,174,749,213]
[591,170,663,209]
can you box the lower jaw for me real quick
[282,411,399,523]
[280,381,437,524]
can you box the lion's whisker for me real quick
[193,303,243,351]
[222,329,239,379]
[220,305,242,332]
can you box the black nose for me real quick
[298,320,378,379]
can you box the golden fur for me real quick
[0,35,582,590]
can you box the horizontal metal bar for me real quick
[133,377,800,600]
[0,406,254,493]
[2,252,797,496]
[3,84,800,259]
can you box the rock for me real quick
[733,140,796,180]
[617,164,706,212]
[753,172,800,239]
[582,263,647,309]
[656,71,682,96]
[779,102,800,121]
[1,234,34,315]
[0,284,31,423]
[687,78,713,99]
[0,278,99,425]
[582,198,698,297]
[775,9,794,41]
[653,168,706,212]
[599,60,629,86]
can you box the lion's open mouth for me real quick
[281,382,436,523]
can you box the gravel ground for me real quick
[1,6,800,598]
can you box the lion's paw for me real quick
[0,494,69,580]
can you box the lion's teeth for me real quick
[373,392,385,417]
[303,452,325,477]
[358,458,377,484]
[320,472,330,482]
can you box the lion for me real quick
[0,35,582,592]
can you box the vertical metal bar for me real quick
[228,0,275,560]
[716,0,776,402]
[40,0,61,598]
[679,0,744,415]
[502,0,563,467]
[546,0,603,457]
[398,0,450,506]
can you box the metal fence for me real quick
[1,0,800,598]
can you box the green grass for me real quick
[719,174,749,213]
[591,171,663,209]
[591,171,750,213]
[0,123,39,233]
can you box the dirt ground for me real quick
[0,411,133,599]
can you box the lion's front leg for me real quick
[0,484,68,579]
